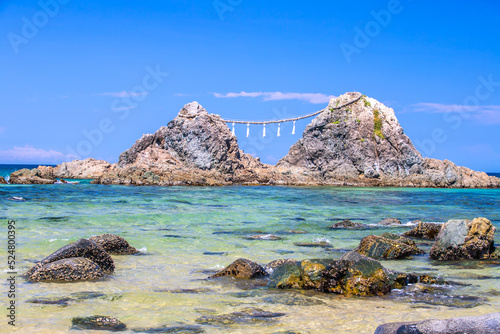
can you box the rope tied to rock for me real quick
[223,95,362,136]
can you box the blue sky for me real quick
[1,0,500,172]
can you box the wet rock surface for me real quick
[27,239,115,277]
[329,219,369,229]
[27,257,105,282]
[89,234,139,255]
[403,222,442,240]
[71,315,127,331]
[377,218,402,226]
[355,233,425,259]
[374,312,500,334]
[209,258,268,279]
[430,218,496,260]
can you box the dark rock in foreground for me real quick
[209,258,268,279]
[403,222,442,240]
[27,239,115,279]
[355,233,425,259]
[374,312,500,334]
[71,315,127,331]
[430,218,496,260]
[0,176,7,184]
[89,234,139,255]
[28,257,105,282]
[330,219,368,229]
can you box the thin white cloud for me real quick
[98,91,149,98]
[412,103,500,124]
[0,145,70,163]
[213,91,336,104]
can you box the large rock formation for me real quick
[9,93,500,188]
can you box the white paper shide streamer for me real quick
[232,122,235,136]
[277,123,281,137]
[292,120,296,135]
[246,123,249,137]
[263,124,266,137]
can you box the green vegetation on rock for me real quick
[373,109,385,139]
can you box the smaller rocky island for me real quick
[8,92,500,188]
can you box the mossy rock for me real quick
[267,263,303,289]
[356,234,425,260]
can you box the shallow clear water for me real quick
[1,181,499,333]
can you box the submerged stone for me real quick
[377,218,402,226]
[71,315,127,331]
[329,219,368,229]
[245,234,283,241]
[131,324,205,333]
[195,307,286,326]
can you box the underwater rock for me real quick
[430,218,496,260]
[28,257,105,282]
[89,234,139,255]
[26,297,72,306]
[209,258,268,279]
[390,283,486,309]
[377,218,402,226]
[71,315,127,331]
[329,219,368,229]
[374,312,500,334]
[131,324,205,333]
[195,307,286,326]
[355,233,425,260]
[245,234,283,241]
[26,239,115,276]
[403,222,442,240]
[293,241,332,248]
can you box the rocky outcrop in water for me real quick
[213,252,441,297]
[0,176,7,184]
[89,234,139,255]
[330,219,368,229]
[403,222,442,240]
[374,312,500,334]
[210,258,268,279]
[355,233,425,260]
[429,217,496,260]
[28,257,105,282]
[10,92,500,188]
[71,315,127,331]
[9,158,112,184]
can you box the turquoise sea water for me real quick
[1,165,500,333]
